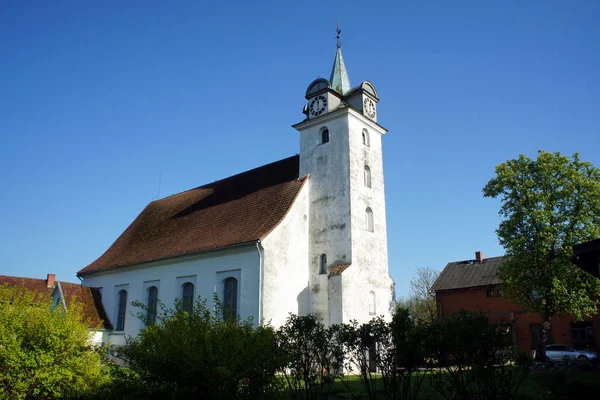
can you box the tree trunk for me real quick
[536,318,552,362]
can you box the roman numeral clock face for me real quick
[309,95,327,117]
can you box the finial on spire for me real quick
[335,21,342,48]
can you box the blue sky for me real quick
[1,1,599,298]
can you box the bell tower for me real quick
[293,27,394,325]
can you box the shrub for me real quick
[424,310,528,400]
[0,284,108,399]
[116,297,285,399]
[277,314,345,399]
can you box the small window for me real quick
[321,128,329,144]
[319,254,327,275]
[369,291,376,315]
[223,277,238,320]
[365,207,374,232]
[116,289,127,331]
[364,165,371,188]
[497,289,503,297]
[147,286,158,325]
[182,282,194,314]
[362,128,370,147]
[486,289,494,297]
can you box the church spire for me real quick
[329,22,351,95]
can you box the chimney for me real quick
[46,273,56,288]
[475,251,484,263]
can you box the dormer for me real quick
[345,80,379,122]
[304,78,343,120]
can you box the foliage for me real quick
[0,284,108,399]
[400,267,440,325]
[277,314,345,399]
[338,310,428,400]
[116,297,285,399]
[424,310,527,400]
[483,151,600,357]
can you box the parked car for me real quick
[532,344,598,361]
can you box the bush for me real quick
[338,309,428,400]
[0,284,108,399]
[115,297,285,399]
[424,310,528,400]
[277,314,345,399]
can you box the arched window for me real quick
[319,254,327,275]
[364,165,371,188]
[223,277,238,320]
[369,291,376,315]
[116,289,127,331]
[321,128,329,144]
[365,207,374,232]
[146,286,158,325]
[181,282,194,314]
[362,128,370,147]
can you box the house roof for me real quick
[329,263,351,277]
[431,256,506,292]
[59,282,113,329]
[0,274,54,301]
[0,275,112,329]
[78,155,307,275]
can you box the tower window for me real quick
[321,128,329,144]
[362,129,370,147]
[146,286,158,325]
[365,207,374,232]
[181,282,194,314]
[369,290,376,315]
[364,165,371,188]
[116,289,127,331]
[223,277,238,320]
[319,254,327,275]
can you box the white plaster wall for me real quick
[261,182,310,328]
[80,245,260,340]
[344,109,395,324]
[297,110,353,325]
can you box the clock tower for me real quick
[293,27,395,325]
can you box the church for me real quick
[77,33,395,345]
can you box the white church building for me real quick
[78,36,395,344]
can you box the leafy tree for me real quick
[483,151,600,359]
[0,284,108,399]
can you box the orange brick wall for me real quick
[436,286,600,351]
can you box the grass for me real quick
[312,370,600,399]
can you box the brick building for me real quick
[431,251,600,352]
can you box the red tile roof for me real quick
[0,275,112,329]
[329,264,351,276]
[59,282,113,329]
[78,155,306,275]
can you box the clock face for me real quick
[309,95,328,117]
[364,97,376,119]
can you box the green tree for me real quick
[0,284,108,399]
[483,151,600,359]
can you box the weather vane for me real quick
[335,21,342,48]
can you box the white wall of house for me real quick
[261,182,310,328]
[80,245,260,344]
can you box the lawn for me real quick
[319,370,600,399]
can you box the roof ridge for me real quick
[154,155,300,202]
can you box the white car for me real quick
[534,344,598,360]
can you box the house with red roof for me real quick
[0,273,112,345]
[432,252,600,352]
[77,38,396,344]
